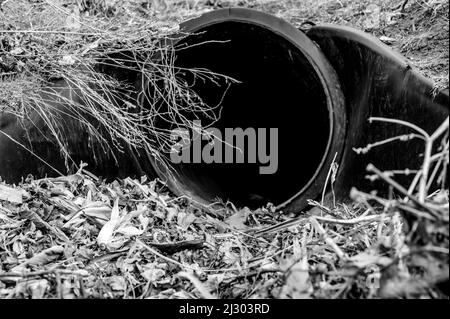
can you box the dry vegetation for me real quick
[0,0,448,299]
[0,0,235,171]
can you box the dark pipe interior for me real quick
[158,22,331,208]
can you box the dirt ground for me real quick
[204,0,449,89]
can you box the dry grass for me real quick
[0,0,234,173]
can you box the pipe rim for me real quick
[149,8,346,212]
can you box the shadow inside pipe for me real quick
[152,22,332,208]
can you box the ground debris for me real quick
[0,0,448,299]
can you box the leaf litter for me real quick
[0,0,448,299]
[0,159,447,298]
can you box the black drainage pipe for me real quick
[148,8,448,212]
[148,8,347,210]
[0,78,150,183]
[303,24,449,213]
[0,8,448,213]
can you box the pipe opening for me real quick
[158,21,332,208]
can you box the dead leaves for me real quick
[178,271,216,299]
[140,263,166,282]
[0,184,23,204]
[97,198,121,248]
[96,200,151,250]
[347,251,392,269]
[11,246,65,274]
[0,167,447,298]
[225,207,251,231]
[279,236,311,299]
